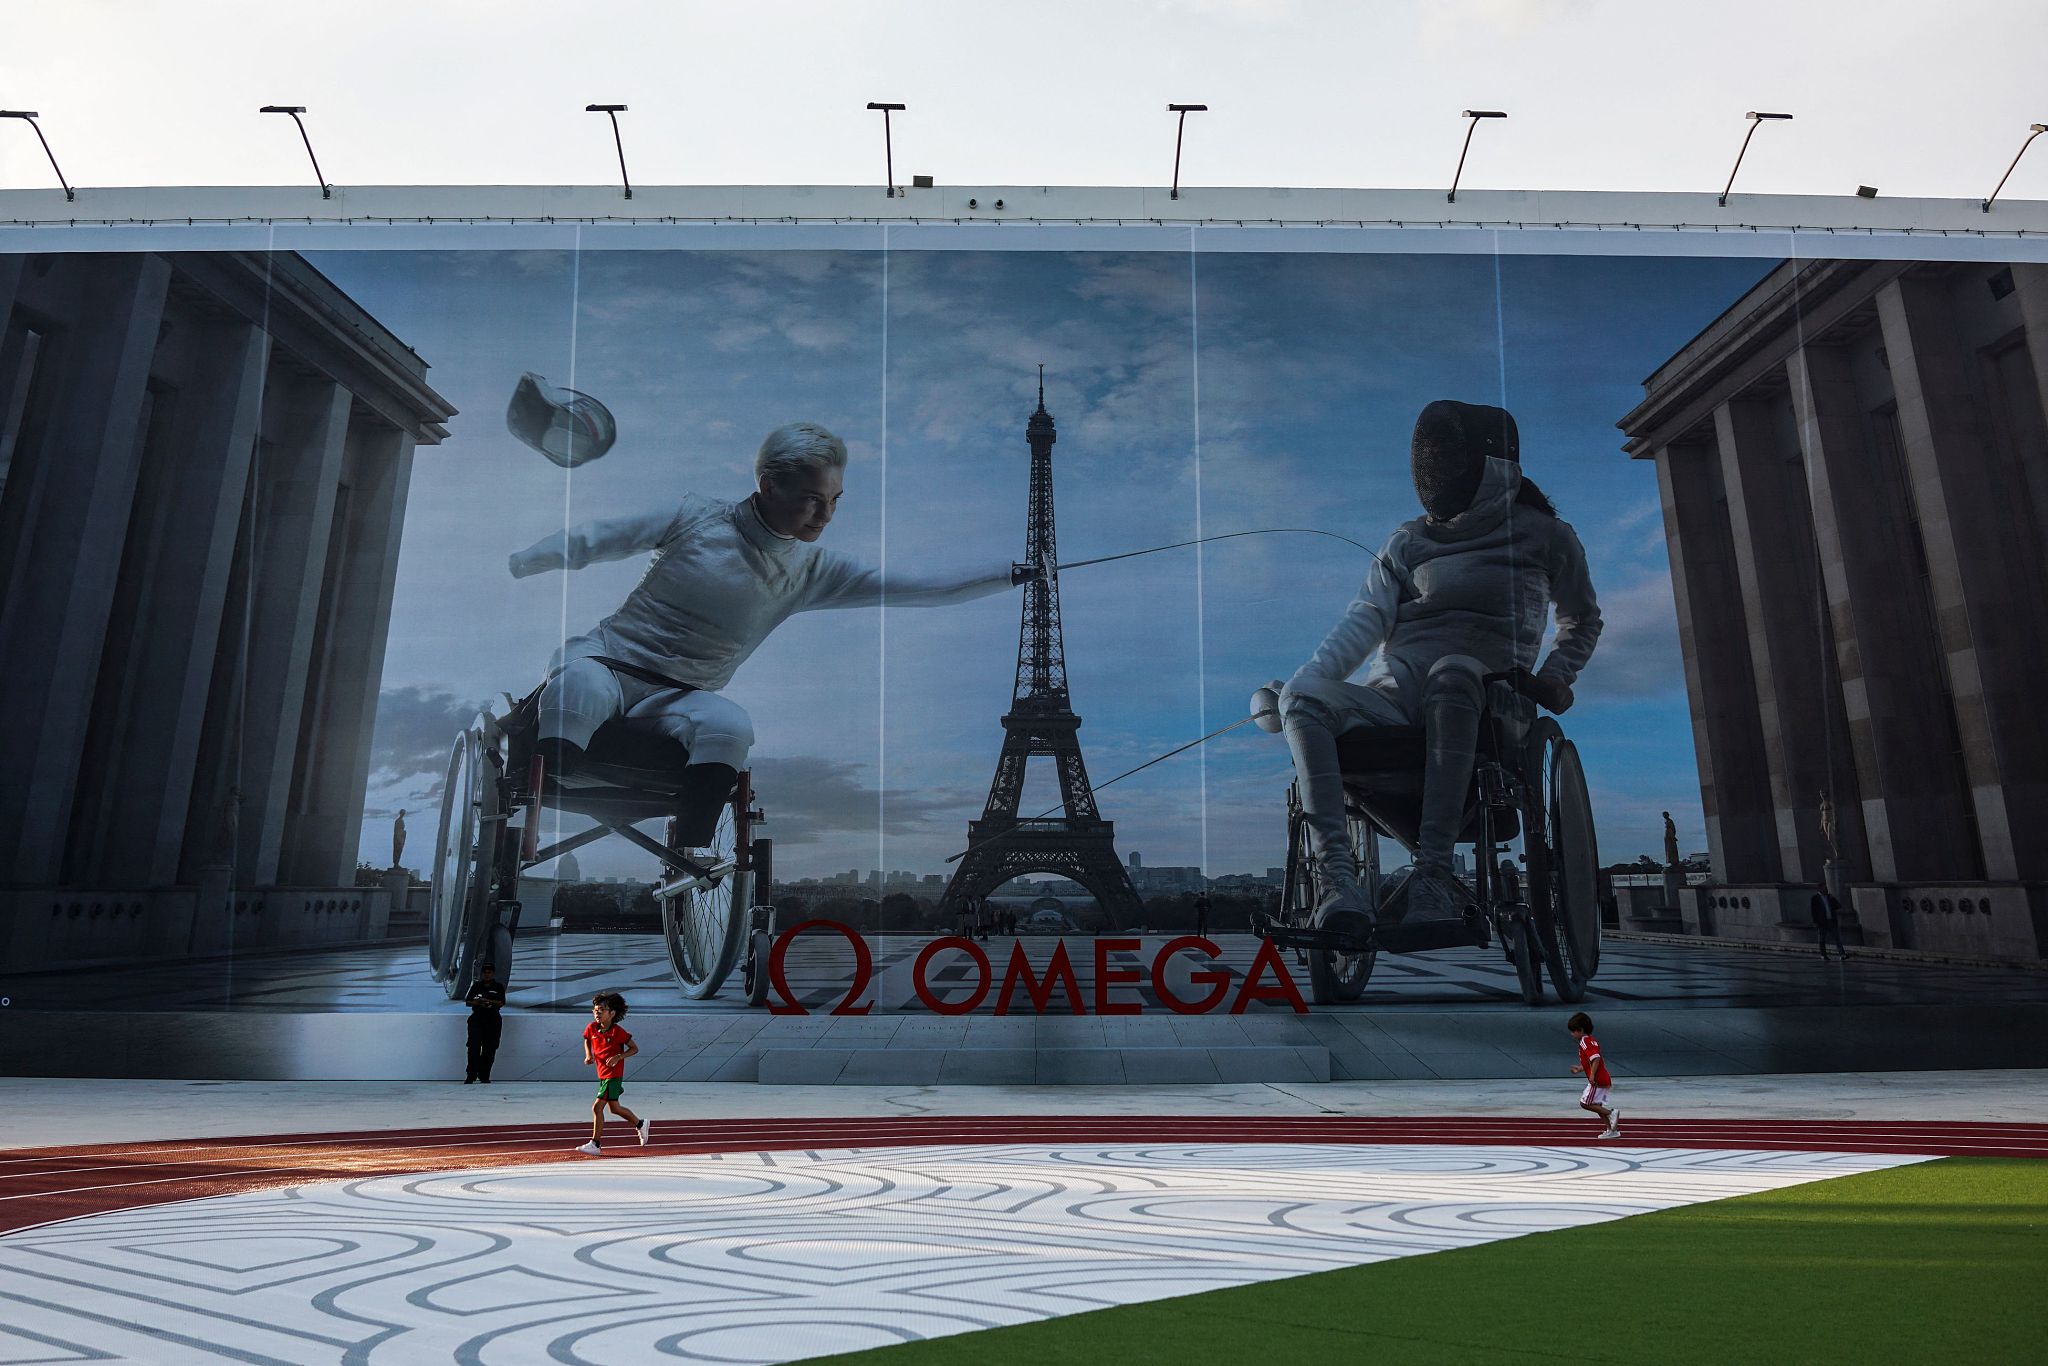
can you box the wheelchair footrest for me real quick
[1263,923,1373,954]
[1376,916,1486,955]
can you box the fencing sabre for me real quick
[1056,526,1391,576]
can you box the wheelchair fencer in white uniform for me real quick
[425,421,1034,1003]
[1251,400,1603,945]
[509,421,1033,813]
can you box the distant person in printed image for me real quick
[463,962,505,1084]
[509,422,1037,821]
[1810,884,1847,960]
[577,991,649,1155]
[1568,1011,1620,1139]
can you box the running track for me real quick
[5,1116,2044,1237]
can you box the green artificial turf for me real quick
[801,1157,2047,1365]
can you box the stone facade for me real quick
[1621,259,2048,961]
[0,251,453,970]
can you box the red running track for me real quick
[4,1115,2043,1237]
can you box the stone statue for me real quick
[1817,789,1838,862]
[392,809,408,872]
[1661,811,1680,870]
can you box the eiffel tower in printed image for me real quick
[942,371,1143,930]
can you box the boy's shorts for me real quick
[595,1078,625,1101]
[1581,1084,1611,1106]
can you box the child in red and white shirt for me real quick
[1567,1011,1619,1139]
[576,991,651,1156]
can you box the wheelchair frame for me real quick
[426,685,773,1004]
[1261,671,1602,1007]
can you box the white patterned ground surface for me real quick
[0,1143,1928,1365]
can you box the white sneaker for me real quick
[638,1119,652,1147]
[575,1141,603,1156]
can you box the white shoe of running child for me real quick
[638,1119,652,1147]
[575,1140,603,1156]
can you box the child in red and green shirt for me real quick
[576,992,651,1155]
[1568,1011,1619,1139]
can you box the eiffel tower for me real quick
[942,373,1143,930]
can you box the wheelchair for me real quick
[1259,669,1601,1006]
[426,661,775,1004]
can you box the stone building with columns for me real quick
[0,250,453,971]
[1621,258,2048,962]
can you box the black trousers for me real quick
[466,1018,502,1081]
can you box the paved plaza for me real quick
[0,1141,1926,1366]
[4,1072,2040,1366]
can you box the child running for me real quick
[1567,1011,1620,1139]
[577,991,652,1156]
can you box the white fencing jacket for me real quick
[511,493,1015,690]
[1288,457,1603,701]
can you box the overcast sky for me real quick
[3,1,2044,202]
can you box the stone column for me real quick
[1654,439,1777,883]
[1879,275,2048,882]
[238,371,353,886]
[0,254,172,884]
[2004,263,2048,609]
[96,316,271,886]
[1712,394,1858,886]
[0,254,22,321]
[278,420,417,886]
[1788,342,1974,884]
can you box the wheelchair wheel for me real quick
[1510,913,1545,1006]
[1309,941,1374,1004]
[1527,719,1600,1004]
[662,799,749,999]
[431,725,503,1001]
[742,926,773,1007]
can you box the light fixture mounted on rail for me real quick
[1983,122,2048,213]
[259,106,330,199]
[585,105,632,200]
[0,110,73,201]
[1718,111,1792,207]
[1447,110,1506,204]
[1167,104,1207,200]
[866,102,906,198]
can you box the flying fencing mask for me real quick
[1410,399,1520,521]
[506,372,619,469]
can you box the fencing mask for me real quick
[1410,399,1520,521]
[506,372,618,469]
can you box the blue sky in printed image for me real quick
[317,244,1766,882]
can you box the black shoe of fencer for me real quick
[538,737,588,778]
[669,763,740,848]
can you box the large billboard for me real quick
[3,203,2046,1080]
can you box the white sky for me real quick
[3,0,2044,203]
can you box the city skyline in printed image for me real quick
[322,245,1769,883]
